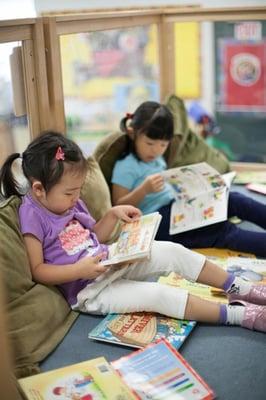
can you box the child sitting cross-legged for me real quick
[0,131,265,333]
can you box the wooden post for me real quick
[157,16,175,101]
[43,17,66,134]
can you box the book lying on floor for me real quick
[19,357,137,399]
[159,272,228,304]
[112,338,216,400]
[246,183,266,195]
[89,312,196,349]
[233,170,266,185]
[101,212,162,266]
[226,256,266,283]
[161,162,235,234]
[160,256,266,300]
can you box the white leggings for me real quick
[76,241,206,319]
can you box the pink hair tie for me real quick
[55,146,65,161]
[126,112,133,119]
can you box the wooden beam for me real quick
[32,18,51,132]
[22,40,41,138]
[43,17,66,133]
[56,15,160,35]
[157,17,175,101]
[164,6,266,22]
[0,25,32,43]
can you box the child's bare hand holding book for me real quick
[101,212,162,267]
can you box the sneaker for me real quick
[240,302,266,333]
[228,284,266,306]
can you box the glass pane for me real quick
[174,20,266,163]
[0,42,30,167]
[60,25,160,156]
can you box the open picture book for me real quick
[19,357,136,399]
[89,312,196,349]
[161,162,235,234]
[112,338,216,400]
[101,212,162,266]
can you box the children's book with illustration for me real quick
[160,256,266,300]
[19,357,137,399]
[112,338,216,400]
[101,212,162,266]
[226,256,266,283]
[159,272,228,304]
[89,312,196,350]
[161,162,235,234]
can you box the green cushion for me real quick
[93,132,127,188]
[0,196,78,378]
[80,156,112,220]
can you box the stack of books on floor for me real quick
[19,338,215,399]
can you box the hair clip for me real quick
[55,146,65,161]
[126,112,133,119]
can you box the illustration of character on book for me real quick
[50,372,105,400]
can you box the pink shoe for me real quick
[240,302,266,333]
[228,285,266,306]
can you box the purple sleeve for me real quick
[19,204,44,243]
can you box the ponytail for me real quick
[0,153,22,198]
[120,113,134,134]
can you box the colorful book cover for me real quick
[89,312,196,350]
[227,257,266,284]
[112,338,215,400]
[158,272,228,304]
[161,162,231,234]
[101,212,162,266]
[159,256,266,300]
[19,357,136,400]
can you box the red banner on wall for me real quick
[219,40,266,112]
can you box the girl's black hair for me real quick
[0,131,87,199]
[119,101,174,157]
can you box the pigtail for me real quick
[119,113,134,159]
[0,153,21,199]
[120,116,129,133]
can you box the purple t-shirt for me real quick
[19,194,108,306]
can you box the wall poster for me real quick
[218,39,266,112]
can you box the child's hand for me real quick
[143,173,164,193]
[111,205,142,222]
[76,253,108,280]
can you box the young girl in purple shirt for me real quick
[0,131,265,333]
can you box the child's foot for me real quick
[228,285,266,306]
[240,301,266,333]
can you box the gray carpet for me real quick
[41,186,266,399]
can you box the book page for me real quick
[227,257,266,283]
[169,187,228,234]
[161,163,229,234]
[102,213,161,265]
[162,162,226,199]
[112,339,215,400]
[159,272,228,304]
